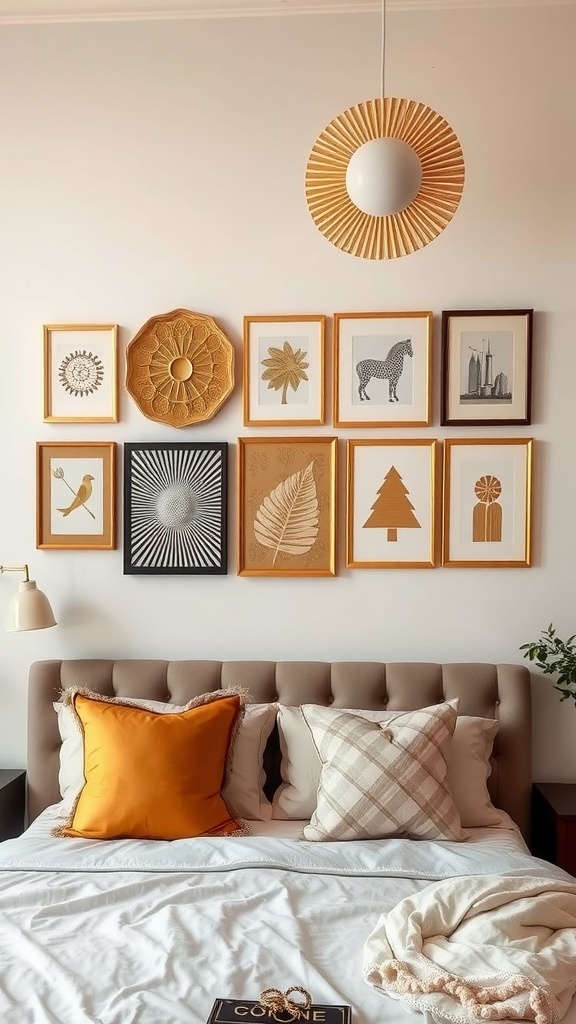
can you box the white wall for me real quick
[0,6,575,780]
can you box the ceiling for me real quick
[0,0,573,23]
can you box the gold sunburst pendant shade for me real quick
[306,96,465,260]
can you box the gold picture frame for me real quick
[243,314,326,426]
[237,436,337,577]
[43,324,118,423]
[334,310,432,427]
[442,438,533,567]
[346,439,440,568]
[37,441,116,550]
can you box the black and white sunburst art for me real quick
[123,442,227,575]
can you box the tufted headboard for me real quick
[27,659,532,839]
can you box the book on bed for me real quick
[208,999,352,1024]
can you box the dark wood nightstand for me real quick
[532,782,576,876]
[0,769,26,841]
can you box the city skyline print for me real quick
[441,309,533,426]
[459,330,513,404]
[123,442,227,575]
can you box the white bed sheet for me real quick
[0,808,573,1024]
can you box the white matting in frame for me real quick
[334,311,432,427]
[347,439,440,568]
[36,441,116,550]
[43,324,118,423]
[443,438,533,567]
[441,309,533,426]
[243,315,325,426]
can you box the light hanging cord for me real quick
[380,0,386,101]
[305,0,465,258]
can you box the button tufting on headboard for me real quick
[26,659,532,840]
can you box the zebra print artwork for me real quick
[334,312,432,427]
[123,442,227,575]
[356,338,413,402]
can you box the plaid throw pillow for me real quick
[301,700,465,842]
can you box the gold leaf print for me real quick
[254,461,319,565]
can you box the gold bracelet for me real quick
[258,987,312,1020]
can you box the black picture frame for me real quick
[123,441,227,575]
[441,309,533,427]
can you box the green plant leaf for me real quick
[520,623,576,708]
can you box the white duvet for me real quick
[0,810,574,1024]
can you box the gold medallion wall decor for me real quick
[306,97,465,260]
[125,308,234,427]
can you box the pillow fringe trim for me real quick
[53,685,250,840]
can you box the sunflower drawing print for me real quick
[58,350,104,398]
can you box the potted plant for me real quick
[520,624,576,705]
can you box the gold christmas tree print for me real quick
[363,465,421,541]
[472,475,502,541]
[260,341,309,404]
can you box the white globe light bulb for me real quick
[345,137,423,216]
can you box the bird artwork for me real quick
[56,473,95,518]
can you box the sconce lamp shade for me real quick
[6,580,57,632]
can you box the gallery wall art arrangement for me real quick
[36,305,535,576]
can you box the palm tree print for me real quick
[260,341,309,405]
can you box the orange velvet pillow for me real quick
[57,690,247,840]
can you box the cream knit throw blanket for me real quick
[364,874,576,1024]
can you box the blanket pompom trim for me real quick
[367,959,558,1024]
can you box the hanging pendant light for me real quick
[305,1,465,260]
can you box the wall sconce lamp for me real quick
[0,564,57,632]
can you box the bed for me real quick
[0,659,574,1024]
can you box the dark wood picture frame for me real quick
[441,309,533,426]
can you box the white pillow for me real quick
[301,701,465,842]
[273,704,505,828]
[54,693,277,822]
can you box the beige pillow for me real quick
[55,693,277,822]
[273,704,504,828]
[301,701,465,842]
